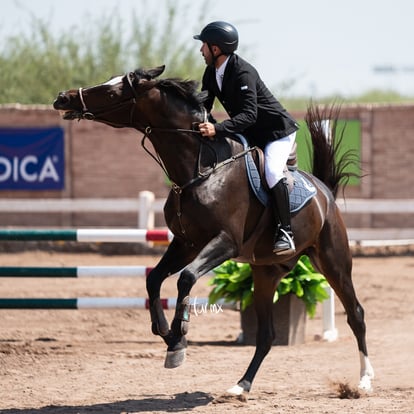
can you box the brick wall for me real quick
[0,103,413,228]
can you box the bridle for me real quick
[75,72,140,124]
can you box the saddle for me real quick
[234,134,316,213]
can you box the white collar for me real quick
[216,55,230,78]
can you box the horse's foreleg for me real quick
[228,264,285,395]
[146,238,195,340]
[165,232,238,369]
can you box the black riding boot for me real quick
[270,178,296,255]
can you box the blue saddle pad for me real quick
[235,134,316,213]
[287,170,317,212]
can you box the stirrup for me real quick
[273,228,296,255]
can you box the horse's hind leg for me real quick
[228,264,285,395]
[310,212,374,391]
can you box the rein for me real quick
[141,125,257,240]
[140,126,256,194]
[139,103,257,192]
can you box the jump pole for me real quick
[0,266,154,278]
[0,228,173,243]
[0,297,236,310]
[0,267,220,278]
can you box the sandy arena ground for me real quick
[0,250,413,413]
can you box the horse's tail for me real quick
[305,103,359,200]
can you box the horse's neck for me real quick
[138,97,216,186]
[150,129,202,186]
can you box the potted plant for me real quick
[208,255,329,345]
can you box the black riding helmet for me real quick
[193,21,238,55]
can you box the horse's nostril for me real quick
[53,93,69,109]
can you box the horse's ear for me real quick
[134,65,165,81]
[148,65,165,78]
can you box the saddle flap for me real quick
[235,134,316,212]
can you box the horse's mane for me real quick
[156,78,207,110]
[134,67,207,111]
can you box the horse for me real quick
[53,65,374,396]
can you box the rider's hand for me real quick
[199,122,216,139]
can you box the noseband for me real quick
[78,88,94,120]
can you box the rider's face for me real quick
[200,42,214,66]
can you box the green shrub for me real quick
[208,255,329,317]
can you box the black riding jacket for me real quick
[201,54,298,149]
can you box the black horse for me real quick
[53,66,374,395]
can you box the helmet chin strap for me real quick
[207,43,225,67]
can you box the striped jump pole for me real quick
[0,266,154,278]
[0,297,236,310]
[0,267,216,278]
[0,228,173,243]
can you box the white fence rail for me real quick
[335,198,414,213]
[0,192,413,243]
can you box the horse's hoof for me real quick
[214,385,248,404]
[164,348,186,369]
[226,384,245,396]
[358,375,373,392]
[213,393,247,404]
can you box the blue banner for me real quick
[0,127,65,190]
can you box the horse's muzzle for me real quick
[53,92,70,110]
[53,92,90,120]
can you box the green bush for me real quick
[208,255,329,317]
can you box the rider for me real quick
[194,21,298,255]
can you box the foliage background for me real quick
[0,0,208,105]
[1,0,413,108]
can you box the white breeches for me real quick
[264,131,296,188]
